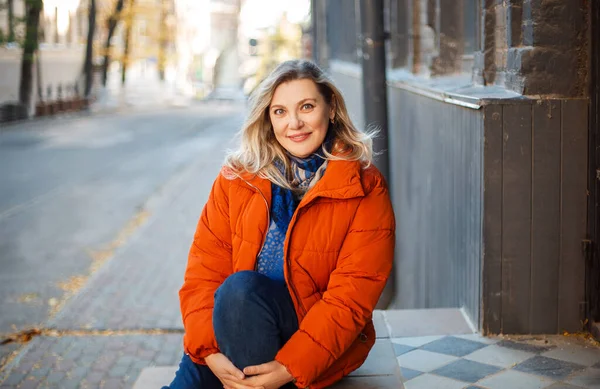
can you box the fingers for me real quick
[226,366,246,381]
[220,372,246,384]
[221,377,263,389]
[243,362,272,376]
[212,355,244,380]
[242,375,266,387]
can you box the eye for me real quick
[301,103,314,110]
[273,108,285,115]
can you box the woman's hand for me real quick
[242,361,294,389]
[205,353,263,389]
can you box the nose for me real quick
[288,114,303,130]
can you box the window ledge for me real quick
[329,60,531,110]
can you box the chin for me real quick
[286,145,317,158]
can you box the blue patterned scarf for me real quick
[256,133,333,281]
[271,132,333,234]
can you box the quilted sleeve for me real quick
[180,173,233,364]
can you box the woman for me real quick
[165,60,395,389]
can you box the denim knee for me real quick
[214,270,264,309]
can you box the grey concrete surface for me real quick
[0,101,244,387]
[0,102,243,335]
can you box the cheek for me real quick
[270,119,284,137]
[310,115,329,131]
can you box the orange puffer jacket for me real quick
[180,158,395,389]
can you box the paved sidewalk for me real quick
[0,105,243,388]
[2,334,183,389]
[89,65,196,116]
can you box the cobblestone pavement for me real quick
[1,334,183,389]
[0,105,243,388]
[0,345,20,374]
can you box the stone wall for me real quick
[475,0,589,96]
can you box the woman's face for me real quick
[269,79,335,158]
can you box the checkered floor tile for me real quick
[393,334,600,389]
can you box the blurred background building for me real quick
[0,0,310,115]
[0,0,87,107]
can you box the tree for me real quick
[158,0,167,81]
[121,0,134,85]
[83,0,96,98]
[19,0,43,110]
[101,0,125,86]
[7,0,15,42]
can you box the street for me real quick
[0,103,245,387]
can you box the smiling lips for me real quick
[288,133,311,142]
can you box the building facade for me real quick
[313,0,598,335]
[0,0,88,107]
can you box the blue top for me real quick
[256,143,330,283]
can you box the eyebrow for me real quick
[270,98,317,110]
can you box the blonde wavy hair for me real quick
[223,59,376,189]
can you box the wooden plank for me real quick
[502,103,533,334]
[559,99,588,332]
[530,100,561,334]
[469,109,484,327]
[482,104,503,334]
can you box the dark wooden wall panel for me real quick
[559,99,588,332]
[502,104,532,334]
[530,101,561,334]
[482,105,503,334]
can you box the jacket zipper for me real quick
[241,180,270,264]
[241,177,307,317]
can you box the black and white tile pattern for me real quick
[393,335,600,389]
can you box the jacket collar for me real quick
[237,158,365,207]
[300,159,365,205]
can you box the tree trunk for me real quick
[84,0,96,97]
[7,0,15,42]
[158,0,166,81]
[121,0,135,85]
[101,0,125,86]
[36,47,42,101]
[19,0,43,111]
[53,6,59,44]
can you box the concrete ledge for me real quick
[134,366,178,389]
[133,338,403,389]
[373,310,390,338]
[383,308,474,338]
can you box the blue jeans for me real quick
[163,271,299,389]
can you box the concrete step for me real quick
[132,307,476,388]
[133,338,403,388]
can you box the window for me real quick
[463,0,479,55]
[324,0,479,74]
[387,0,409,68]
[325,0,358,63]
